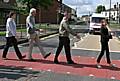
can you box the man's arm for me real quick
[63,22,80,39]
[63,22,77,36]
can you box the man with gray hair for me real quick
[26,8,51,61]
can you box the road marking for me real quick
[47,69,52,72]
[40,34,58,40]
[111,77,116,80]
[28,68,33,70]
[89,74,94,77]
[67,72,71,74]
[73,33,89,48]
[72,47,120,53]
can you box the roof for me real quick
[103,8,120,12]
[91,13,106,18]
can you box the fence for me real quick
[0,24,59,46]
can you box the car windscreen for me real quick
[92,17,105,23]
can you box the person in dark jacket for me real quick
[96,19,116,68]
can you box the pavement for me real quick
[73,34,120,53]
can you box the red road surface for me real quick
[0,52,120,80]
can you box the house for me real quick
[0,0,27,25]
[38,0,77,24]
[81,15,90,22]
[101,8,119,21]
[0,0,16,25]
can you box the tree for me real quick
[96,5,106,13]
[17,0,53,12]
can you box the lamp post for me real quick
[109,0,111,24]
[117,2,119,24]
[57,0,62,24]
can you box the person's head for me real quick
[30,8,36,16]
[101,19,107,27]
[64,11,71,21]
[9,11,16,19]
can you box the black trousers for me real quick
[2,36,23,59]
[97,42,111,64]
[54,36,72,61]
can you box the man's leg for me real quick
[105,42,111,64]
[64,37,73,63]
[28,34,36,60]
[97,42,105,63]
[12,37,25,59]
[54,37,63,63]
[35,34,47,57]
[2,37,10,58]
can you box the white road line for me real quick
[66,72,71,74]
[72,47,120,53]
[47,69,51,72]
[74,34,89,47]
[40,34,58,40]
[89,74,94,77]
[111,77,116,80]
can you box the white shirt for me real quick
[6,18,16,37]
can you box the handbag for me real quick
[109,33,112,39]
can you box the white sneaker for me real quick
[109,64,116,68]
[97,64,102,69]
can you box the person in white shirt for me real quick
[26,8,51,61]
[2,11,26,60]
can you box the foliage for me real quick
[96,5,106,13]
[17,0,53,12]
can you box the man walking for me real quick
[26,8,51,61]
[54,12,80,64]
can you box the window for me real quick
[105,12,107,16]
[92,17,105,23]
[114,12,116,16]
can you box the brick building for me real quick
[37,0,76,24]
[0,0,27,25]
[0,0,16,25]
[0,0,76,25]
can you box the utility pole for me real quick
[117,2,119,24]
[109,0,111,24]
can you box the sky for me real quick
[63,0,120,17]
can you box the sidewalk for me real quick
[0,31,58,49]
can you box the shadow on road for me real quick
[0,65,39,80]
[5,58,120,72]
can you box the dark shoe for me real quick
[19,55,26,60]
[54,60,60,64]
[67,60,76,64]
[28,59,36,62]
[44,52,51,59]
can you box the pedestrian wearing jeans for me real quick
[26,8,51,61]
[54,12,80,64]
[97,19,116,68]
[2,11,26,60]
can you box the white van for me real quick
[89,13,106,34]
